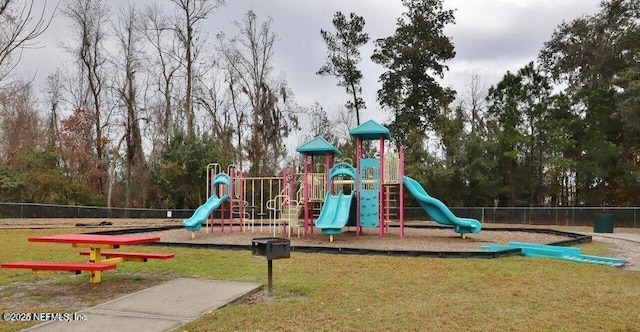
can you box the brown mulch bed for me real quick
[149,223,574,251]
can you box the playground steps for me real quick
[280,205,303,237]
[311,202,323,218]
[280,205,301,224]
[482,242,626,267]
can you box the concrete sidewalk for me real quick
[587,232,640,272]
[587,232,640,244]
[25,278,262,332]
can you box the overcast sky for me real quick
[16,0,603,150]
[207,0,603,123]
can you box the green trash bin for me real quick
[593,213,614,233]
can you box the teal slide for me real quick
[315,191,354,235]
[403,176,481,235]
[183,195,229,231]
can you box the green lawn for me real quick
[1,228,639,331]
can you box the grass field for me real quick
[1,228,639,331]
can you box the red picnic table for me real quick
[2,233,173,283]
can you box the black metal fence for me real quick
[1,203,638,228]
[404,206,639,228]
[0,203,193,219]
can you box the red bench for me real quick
[79,251,175,262]
[1,261,116,274]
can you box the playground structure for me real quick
[183,120,483,240]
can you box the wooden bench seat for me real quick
[79,251,175,262]
[1,261,116,274]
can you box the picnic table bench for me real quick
[79,250,175,262]
[1,233,174,283]
[1,261,116,274]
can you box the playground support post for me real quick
[237,170,245,232]
[379,134,385,237]
[320,152,333,236]
[206,164,220,234]
[355,137,362,236]
[399,146,405,238]
[303,154,311,235]
[219,176,227,233]
[227,165,236,233]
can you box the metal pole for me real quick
[267,259,273,295]
[304,154,310,235]
[260,179,264,232]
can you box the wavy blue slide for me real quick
[315,191,354,235]
[403,176,481,235]
[183,195,229,231]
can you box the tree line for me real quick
[417,0,640,207]
[310,0,640,208]
[0,0,299,208]
[0,0,638,209]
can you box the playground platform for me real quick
[25,278,261,332]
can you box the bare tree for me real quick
[303,102,337,145]
[331,104,357,160]
[193,56,239,165]
[216,33,250,167]
[141,4,180,154]
[333,104,356,143]
[43,69,61,148]
[0,81,40,164]
[462,71,487,134]
[225,10,299,175]
[62,0,111,196]
[0,0,57,84]
[169,0,224,137]
[111,3,147,208]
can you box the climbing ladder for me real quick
[483,242,626,267]
[383,185,399,231]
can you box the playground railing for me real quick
[304,173,326,201]
[383,153,401,184]
[266,195,290,212]
[296,185,304,203]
